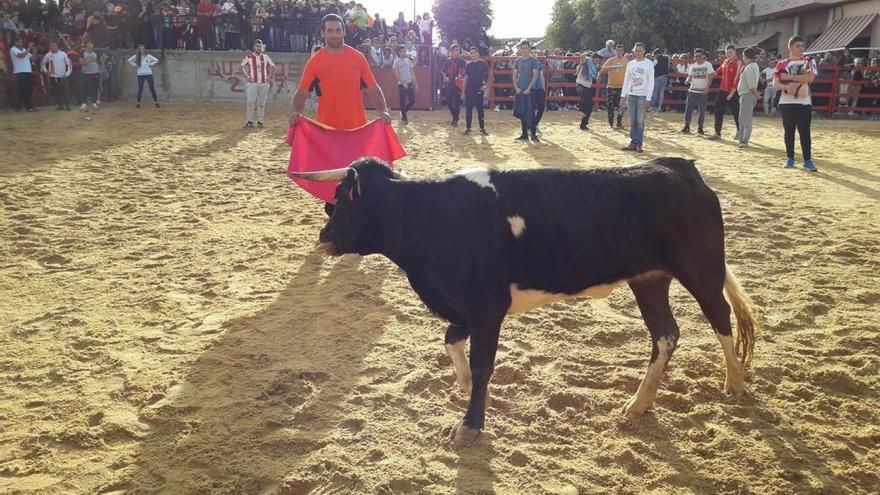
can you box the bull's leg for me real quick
[623,275,680,416]
[444,323,471,395]
[452,310,505,444]
[678,269,747,396]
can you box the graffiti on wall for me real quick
[206,58,304,95]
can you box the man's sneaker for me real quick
[707,134,721,140]
[155,103,160,108]
[697,128,705,135]
[515,134,529,141]
[136,103,141,108]
[463,129,471,135]
[479,128,489,136]
[734,131,742,141]
[738,142,749,148]
[803,159,818,172]
[680,127,691,134]
[245,121,254,128]
[530,134,540,142]
[92,102,100,109]
[616,120,623,129]
[257,122,264,128]
[621,142,637,151]
[401,116,408,124]
[635,145,644,153]
[80,103,87,111]
[783,158,796,169]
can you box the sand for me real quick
[1,104,878,495]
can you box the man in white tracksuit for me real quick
[240,39,277,129]
[620,42,655,153]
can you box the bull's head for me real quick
[290,158,406,256]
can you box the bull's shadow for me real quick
[122,250,392,493]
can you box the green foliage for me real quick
[432,0,493,43]
[547,0,739,53]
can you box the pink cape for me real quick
[286,117,407,203]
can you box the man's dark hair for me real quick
[743,47,758,59]
[615,43,624,49]
[788,36,804,47]
[518,39,530,48]
[634,42,645,49]
[321,13,344,31]
[693,48,704,55]
[725,44,736,51]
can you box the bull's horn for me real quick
[289,167,350,182]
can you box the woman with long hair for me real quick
[127,44,160,108]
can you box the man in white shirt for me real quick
[417,12,433,45]
[41,41,73,111]
[681,48,714,134]
[240,39,277,129]
[620,42,654,152]
[10,37,37,112]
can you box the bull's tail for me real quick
[723,265,758,366]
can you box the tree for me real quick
[546,0,739,53]
[432,0,493,44]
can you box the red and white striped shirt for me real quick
[241,53,276,84]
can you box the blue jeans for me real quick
[628,94,647,146]
[651,75,668,111]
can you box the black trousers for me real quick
[577,85,595,127]
[714,90,740,136]
[14,72,34,110]
[446,84,461,121]
[464,89,484,130]
[49,77,67,108]
[79,73,100,104]
[397,83,415,118]
[606,88,623,125]
[137,75,158,103]
[780,104,812,161]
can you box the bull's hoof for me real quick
[724,379,749,397]
[621,395,651,417]
[449,420,481,446]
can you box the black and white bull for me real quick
[291,157,759,443]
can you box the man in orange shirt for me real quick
[288,13,390,130]
[288,13,391,215]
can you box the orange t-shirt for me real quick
[298,45,378,130]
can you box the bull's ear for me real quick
[347,168,361,201]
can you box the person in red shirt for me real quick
[288,13,391,214]
[773,36,818,171]
[708,45,742,140]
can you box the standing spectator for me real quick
[196,0,214,49]
[289,0,308,52]
[241,39,276,128]
[99,50,116,102]
[392,11,406,40]
[85,11,109,48]
[127,44,160,108]
[477,26,490,56]
[41,40,72,110]
[371,13,386,38]
[417,12,432,45]
[65,46,83,110]
[838,48,854,68]
[441,43,466,126]
[849,58,866,116]
[737,47,760,148]
[774,36,817,171]
[135,0,153,48]
[79,41,100,111]
[708,45,742,140]
[267,0,284,51]
[598,43,627,128]
[10,37,36,112]
[437,32,449,57]
[9,37,36,112]
[392,45,417,124]
[597,40,615,59]
[575,51,599,130]
[380,46,394,67]
[512,39,544,141]
[761,62,776,115]
[681,48,713,134]
[105,4,122,48]
[620,42,654,153]
[250,1,268,47]
[462,45,488,135]
[650,47,669,112]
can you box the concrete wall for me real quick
[114,49,308,106]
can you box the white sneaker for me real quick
[92,102,100,109]
[80,103,87,112]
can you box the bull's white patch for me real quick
[623,336,675,416]
[456,168,498,196]
[508,281,623,314]
[507,215,526,238]
[445,340,472,394]
[717,334,746,395]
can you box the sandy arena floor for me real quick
[1,103,879,495]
